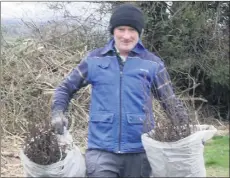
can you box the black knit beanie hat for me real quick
[109,4,144,36]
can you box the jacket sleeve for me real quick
[51,57,90,112]
[151,62,189,125]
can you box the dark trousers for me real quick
[85,149,152,177]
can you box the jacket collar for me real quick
[101,37,146,55]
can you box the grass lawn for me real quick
[205,135,229,177]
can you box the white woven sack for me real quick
[141,125,217,177]
[20,131,86,177]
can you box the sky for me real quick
[2,2,53,20]
[1,2,106,21]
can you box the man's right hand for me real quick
[51,110,68,135]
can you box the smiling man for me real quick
[51,3,189,177]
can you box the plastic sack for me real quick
[20,130,86,177]
[141,125,217,177]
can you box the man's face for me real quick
[113,26,139,56]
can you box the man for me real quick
[51,3,189,177]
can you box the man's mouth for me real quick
[122,42,131,45]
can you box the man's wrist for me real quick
[52,109,64,117]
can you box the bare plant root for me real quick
[21,91,67,165]
[141,74,199,142]
[144,99,197,142]
[23,125,66,165]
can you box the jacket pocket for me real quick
[88,113,114,148]
[126,114,145,143]
[92,59,112,85]
[91,113,114,123]
[97,59,111,69]
[127,114,145,124]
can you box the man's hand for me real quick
[51,110,68,135]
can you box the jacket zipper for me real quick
[114,47,126,153]
[116,53,124,153]
[118,70,122,153]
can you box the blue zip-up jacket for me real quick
[52,38,189,153]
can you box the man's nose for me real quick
[123,30,131,39]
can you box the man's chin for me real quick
[121,47,133,52]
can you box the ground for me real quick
[1,128,229,177]
[1,135,24,177]
[205,134,229,177]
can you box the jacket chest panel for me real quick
[90,57,119,85]
[90,56,154,86]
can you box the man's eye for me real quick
[129,28,135,31]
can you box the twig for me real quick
[1,156,8,166]
[41,82,55,88]
[215,119,224,126]
[1,152,20,159]
[180,97,208,102]
[211,2,220,40]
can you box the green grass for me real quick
[204,135,229,177]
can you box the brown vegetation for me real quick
[1,38,90,147]
[1,2,229,177]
